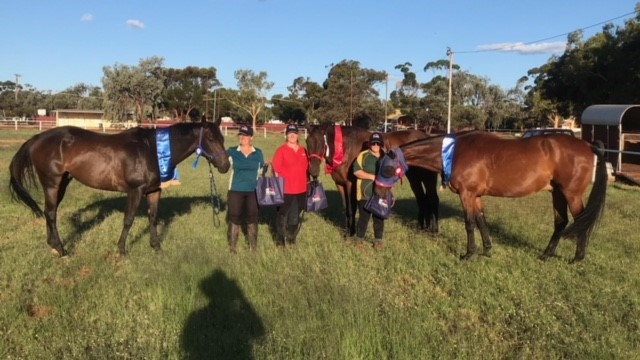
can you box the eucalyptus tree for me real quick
[271,76,324,124]
[226,69,273,129]
[529,6,640,121]
[102,56,166,123]
[162,66,219,121]
[51,83,103,111]
[317,60,386,125]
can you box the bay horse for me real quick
[374,131,607,263]
[306,123,439,237]
[9,119,231,257]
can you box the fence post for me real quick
[263,127,266,138]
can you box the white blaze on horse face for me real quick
[323,134,329,157]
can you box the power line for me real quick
[456,9,638,54]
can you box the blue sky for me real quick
[2,0,638,96]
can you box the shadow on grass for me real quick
[181,269,265,360]
[65,195,225,253]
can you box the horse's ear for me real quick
[387,149,397,160]
[214,117,222,126]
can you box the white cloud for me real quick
[126,19,145,29]
[80,13,94,22]
[476,42,566,55]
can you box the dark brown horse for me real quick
[306,123,439,237]
[9,119,230,257]
[375,131,607,263]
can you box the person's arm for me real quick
[353,169,375,181]
[353,152,375,180]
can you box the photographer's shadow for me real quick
[181,269,265,360]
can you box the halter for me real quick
[374,148,408,188]
[308,131,328,163]
[192,126,227,169]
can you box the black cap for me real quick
[238,125,253,136]
[285,124,299,135]
[369,132,384,145]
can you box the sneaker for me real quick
[354,239,366,250]
[373,241,384,251]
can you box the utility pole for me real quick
[349,70,353,126]
[203,94,212,121]
[14,74,21,102]
[384,74,388,132]
[446,48,454,134]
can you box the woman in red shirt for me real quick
[272,124,309,247]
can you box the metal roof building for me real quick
[581,104,640,184]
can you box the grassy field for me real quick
[1,129,639,359]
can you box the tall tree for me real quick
[102,56,165,123]
[318,60,386,126]
[162,66,219,121]
[227,70,273,129]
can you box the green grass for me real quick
[1,130,640,359]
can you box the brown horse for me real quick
[306,123,439,237]
[9,119,230,257]
[374,131,607,263]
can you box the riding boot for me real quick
[227,223,240,254]
[276,216,287,248]
[286,224,300,245]
[247,223,258,251]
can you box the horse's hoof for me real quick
[50,248,67,257]
[569,257,584,265]
[460,253,473,261]
[539,253,553,261]
[483,250,492,258]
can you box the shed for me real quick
[581,104,640,184]
[53,109,105,129]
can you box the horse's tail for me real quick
[562,140,607,240]
[9,138,44,218]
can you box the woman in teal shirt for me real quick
[226,125,265,252]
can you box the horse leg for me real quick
[471,197,492,257]
[540,187,569,261]
[424,171,440,234]
[346,181,358,237]
[459,193,477,260]
[42,175,71,257]
[117,188,144,256]
[407,170,427,230]
[146,190,161,251]
[336,184,350,239]
[566,194,588,264]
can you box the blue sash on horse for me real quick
[156,128,180,185]
[441,134,456,187]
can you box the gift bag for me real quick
[364,192,394,219]
[306,182,328,212]
[256,166,285,206]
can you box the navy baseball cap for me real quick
[369,132,384,145]
[238,125,253,136]
[285,124,299,135]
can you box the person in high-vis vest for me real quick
[352,132,386,250]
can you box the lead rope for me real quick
[208,162,222,228]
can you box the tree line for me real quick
[2,6,639,132]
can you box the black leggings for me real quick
[277,193,306,227]
[227,191,259,225]
[356,200,384,240]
